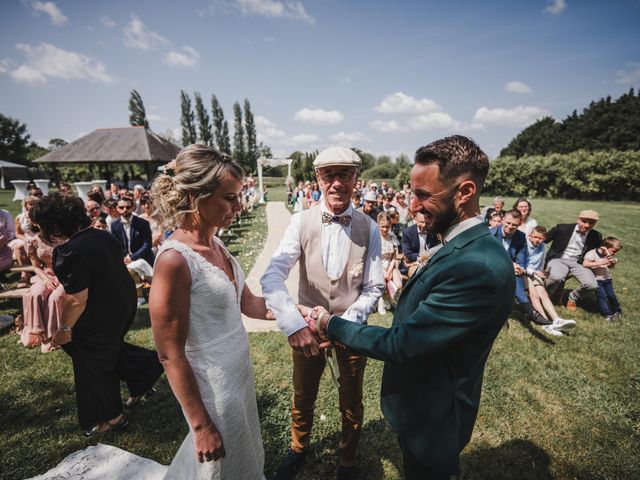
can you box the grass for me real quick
[1,189,639,479]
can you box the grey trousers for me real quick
[546,257,598,299]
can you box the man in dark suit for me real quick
[490,210,550,325]
[313,136,515,479]
[400,211,439,277]
[110,197,155,267]
[544,210,601,311]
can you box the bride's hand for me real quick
[193,423,226,463]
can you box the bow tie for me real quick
[321,212,351,226]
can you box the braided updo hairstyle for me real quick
[150,144,244,229]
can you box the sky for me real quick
[1,0,639,160]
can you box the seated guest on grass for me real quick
[483,195,505,221]
[490,210,550,325]
[544,210,602,312]
[358,190,381,222]
[400,211,439,277]
[0,207,16,275]
[582,237,623,323]
[103,198,120,231]
[110,196,155,267]
[11,196,39,288]
[378,212,402,315]
[514,197,537,234]
[525,226,576,336]
[487,211,503,229]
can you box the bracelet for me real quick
[58,325,71,332]
[194,423,214,435]
[316,312,329,340]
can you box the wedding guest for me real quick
[91,217,108,231]
[358,191,380,222]
[261,146,383,480]
[10,196,38,288]
[139,194,164,250]
[378,212,402,315]
[58,182,73,196]
[393,192,410,230]
[85,200,102,220]
[19,228,65,352]
[583,237,623,323]
[483,195,505,221]
[132,184,145,214]
[400,211,439,278]
[40,194,163,435]
[103,198,120,231]
[487,211,502,228]
[513,197,537,234]
[110,196,155,267]
[0,208,16,275]
[150,144,272,478]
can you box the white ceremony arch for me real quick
[256,156,294,204]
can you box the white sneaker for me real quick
[542,325,563,336]
[377,297,386,315]
[552,318,576,331]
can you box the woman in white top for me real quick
[514,197,537,234]
[149,144,273,479]
[377,212,402,315]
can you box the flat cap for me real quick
[578,209,599,220]
[313,146,361,169]
[363,191,377,202]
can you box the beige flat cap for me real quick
[313,146,361,169]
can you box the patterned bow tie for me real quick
[321,212,351,226]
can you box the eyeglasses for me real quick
[117,205,132,210]
[317,170,356,182]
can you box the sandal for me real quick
[87,415,130,435]
[124,387,157,408]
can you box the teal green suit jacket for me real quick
[327,222,514,474]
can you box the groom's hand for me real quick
[288,327,320,357]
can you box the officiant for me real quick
[261,146,384,480]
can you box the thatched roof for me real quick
[34,127,181,164]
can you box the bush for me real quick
[361,163,400,179]
[484,150,640,200]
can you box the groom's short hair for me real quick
[414,135,489,191]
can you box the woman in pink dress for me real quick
[19,231,66,352]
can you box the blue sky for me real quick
[1,0,639,159]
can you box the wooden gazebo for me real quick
[34,126,181,183]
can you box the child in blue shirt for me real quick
[526,225,576,336]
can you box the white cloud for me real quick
[407,113,459,131]
[370,120,407,133]
[123,15,168,50]
[504,80,532,94]
[473,105,551,128]
[10,42,113,86]
[29,1,69,26]
[163,46,200,68]
[294,108,343,125]
[0,59,11,75]
[614,62,640,85]
[236,0,315,24]
[100,16,115,28]
[146,113,165,122]
[255,115,286,142]
[328,131,371,145]
[375,91,441,115]
[283,133,322,146]
[543,0,567,15]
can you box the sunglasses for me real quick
[117,205,133,210]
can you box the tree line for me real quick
[501,89,640,158]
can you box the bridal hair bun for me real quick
[150,144,244,229]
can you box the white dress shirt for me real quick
[261,203,384,337]
[562,227,587,259]
[426,215,484,258]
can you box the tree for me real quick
[221,121,231,155]
[232,101,247,170]
[180,90,197,147]
[211,95,227,152]
[128,89,149,128]
[194,92,213,146]
[0,113,31,165]
[48,138,67,150]
[244,99,258,167]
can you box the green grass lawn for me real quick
[0,190,639,479]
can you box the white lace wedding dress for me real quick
[158,238,265,480]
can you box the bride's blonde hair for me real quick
[150,144,244,229]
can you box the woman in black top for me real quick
[32,194,164,435]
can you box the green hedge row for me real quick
[484,150,640,201]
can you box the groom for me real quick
[314,136,515,479]
[261,146,384,480]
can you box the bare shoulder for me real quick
[154,249,191,284]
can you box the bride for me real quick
[149,144,273,479]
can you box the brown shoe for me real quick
[566,297,577,312]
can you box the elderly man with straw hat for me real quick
[544,209,603,311]
[261,146,384,480]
